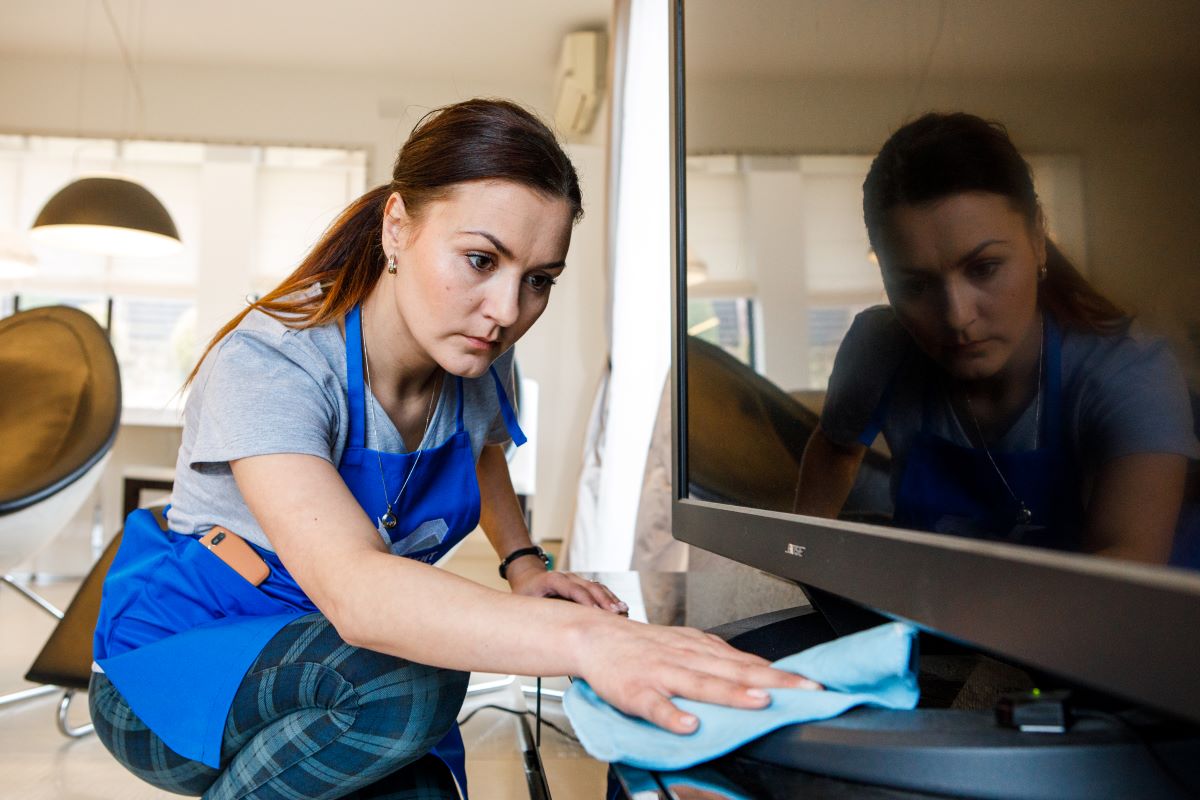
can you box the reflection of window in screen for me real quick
[0,134,367,413]
[688,153,1083,392]
[687,296,756,368]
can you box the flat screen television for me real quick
[668,1,1200,797]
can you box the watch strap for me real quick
[499,545,550,579]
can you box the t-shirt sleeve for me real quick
[188,332,338,469]
[819,306,913,448]
[1074,332,1200,464]
[484,348,518,446]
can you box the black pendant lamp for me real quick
[31,175,182,258]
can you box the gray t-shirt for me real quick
[167,305,516,550]
[821,306,1200,506]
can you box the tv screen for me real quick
[670,0,1200,741]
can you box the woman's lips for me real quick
[463,335,498,351]
[947,339,990,356]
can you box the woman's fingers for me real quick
[573,575,624,611]
[633,687,700,734]
[559,577,603,608]
[680,653,820,693]
[619,665,791,734]
[580,620,823,734]
[588,579,628,613]
[545,573,628,613]
[657,629,774,668]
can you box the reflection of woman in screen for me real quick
[794,112,1198,563]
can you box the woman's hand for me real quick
[507,561,628,614]
[577,617,820,734]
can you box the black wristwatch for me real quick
[499,545,550,579]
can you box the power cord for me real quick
[457,703,580,745]
[1074,709,1197,797]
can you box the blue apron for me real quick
[886,317,1085,550]
[94,303,526,797]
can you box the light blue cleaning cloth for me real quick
[563,621,919,770]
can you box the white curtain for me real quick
[567,0,671,571]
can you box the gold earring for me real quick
[387,254,397,275]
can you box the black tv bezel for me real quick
[667,0,1200,725]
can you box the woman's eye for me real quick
[900,278,930,296]
[524,273,558,293]
[966,259,1000,280]
[466,253,494,271]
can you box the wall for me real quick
[685,73,1200,382]
[0,54,608,568]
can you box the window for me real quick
[686,153,1083,392]
[0,135,368,415]
[687,296,757,368]
[110,297,196,410]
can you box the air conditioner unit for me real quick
[554,30,607,139]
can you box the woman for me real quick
[794,112,1198,562]
[91,100,813,800]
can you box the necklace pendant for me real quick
[381,510,398,530]
[1017,505,1033,525]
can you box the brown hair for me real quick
[187,98,582,385]
[863,112,1127,334]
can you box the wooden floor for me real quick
[0,529,608,799]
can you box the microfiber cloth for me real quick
[564,621,919,770]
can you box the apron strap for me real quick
[345,305,366,449]
[1041,314,1064,446]
[454,376,466,432]
[490,366,527,447]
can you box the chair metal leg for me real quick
[465,674,517,695]
[56,690,94,738]
[0,683,59,708]
[0,576,73,715]
[521,683,564,701]
[1,574,65,619]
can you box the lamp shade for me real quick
[31,176,182,258]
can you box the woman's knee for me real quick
[352,659,469,756]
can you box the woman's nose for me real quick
[942,281,975,333]
[483,275,521,328]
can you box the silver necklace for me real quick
[962,317,1043,526]
[361,309,438,530]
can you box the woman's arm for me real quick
[231,452,815,733]
[1082,453,1186,564]
[792,425,868,518]
[475,443,623,610]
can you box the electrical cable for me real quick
[905,0,948,120]
[99,0,146,121]
[1074,709,1197,797]
[457,703,579,745]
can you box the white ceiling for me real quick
[4,1,1197,89]
[0,0,612,81]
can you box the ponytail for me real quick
[1039,240,1128,335]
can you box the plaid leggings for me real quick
[89,613,468,799]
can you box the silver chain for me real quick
[361,308,438,528]
[962,316,1043,525]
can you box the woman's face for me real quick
[381,179,574,378]
[877,191,1046,383]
